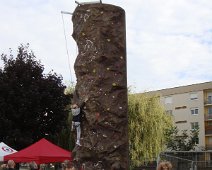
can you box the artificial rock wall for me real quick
[72,3,128,170]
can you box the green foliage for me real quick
[56,83,76,150]
[64,82,75,123]
[165,126,199,151]
[128,93,173,167]
[55,126,75,151]
[64,82,75,95]
[0,44,70,150]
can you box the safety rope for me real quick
[61,12,73,83]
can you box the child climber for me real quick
[71,95,88,146]
[71,103,83,146]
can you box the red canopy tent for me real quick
[4,138,72,164]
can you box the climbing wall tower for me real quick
[72,3,128,169]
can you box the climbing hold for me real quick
[112,83,117,86]
[96,112,100,120]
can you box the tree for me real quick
[165,126,199,151]
[0,44,70,150]
[128,93,173,168]
[57,82,76,150]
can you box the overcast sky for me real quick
[0,0,212,92]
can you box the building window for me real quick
[195,137,199,144]
[208,136,212,144]
[165,96,172,104]
[208,96,212,104]
[208,107,212,115]
[205,92,212,105]
[207,122,212,126]
[190,93,198,100]
[191,122,199,130]
[191,108,199,115]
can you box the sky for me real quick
[0,0,212,93]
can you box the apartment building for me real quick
[148,81,212,150]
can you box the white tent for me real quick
[0,142,17,161]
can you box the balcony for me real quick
[204,100,212,106]
[205,144,212,150]
[204,114,212,121]
[205,125,212,135]
[205,130,212,136]
[205,125,212,130]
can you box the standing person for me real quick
[7,160,16,170]
[29,161,38,170]
[0,163,8,170]
[63,160,75,170]
[157,161,172,170]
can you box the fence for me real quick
[159,151,212,170]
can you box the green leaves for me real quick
[165,126,199,151]
[0,44,70,150]
[128,93,173,167]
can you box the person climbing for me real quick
[71,95,88,146]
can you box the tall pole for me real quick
[72,3,128,169]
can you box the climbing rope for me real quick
[61,12,73,83]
